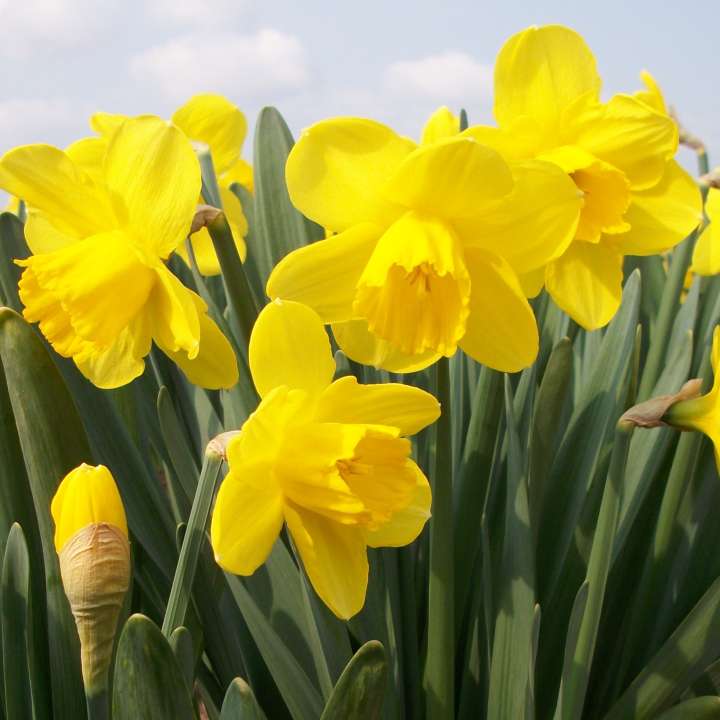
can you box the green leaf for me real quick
[1,523,33,720]
[0,212,27,311]
[0,308,87,719]
[220,678,268,720]
[112,614,194,720]
[320,641,387,720]
[656,697,720,719]
[487,377,535,720]
[252,107,323,286]
[605,576,720,720]
[169,626,195,689]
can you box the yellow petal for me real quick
[147,265,201,358]
[90,112,128,138]
[462,120,543,162]
[51,464,127,552]
[249,300,335,398]
[332,319,441,373]
[75,315,152,389]
[455,159,581,274]
[572,94,677,190]
[222,157,254,193]
[103,116,201,258]
[545,242,623,330]
[284,502,368,619]
[613,160,702,256]
[382,137,514,218]
[158,295,238,390]
[634,70,668,115]
[518,267,546,298]
[314,375,440,435]
[0,144,112,237]
[692,188,720,275]
[24,213,77,255]
[210,461,283,575]
[286,117,415,231]
[17,231,156,348]
[172,94,247,176]
[355,212,470,357]
[65,137,107,184]
[366,462,431,547]
[459,248,539,372]
[494,25,601,130]
[266,223,380,323]
[421,106,460,145]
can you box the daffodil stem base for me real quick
[85,687,108,720]
[423,356,454,718]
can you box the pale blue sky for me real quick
[0,0,717,174]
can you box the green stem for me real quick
[162,446,224,637]
[560,423,632,720]
[85,687,109,720]
[423,356,454,718]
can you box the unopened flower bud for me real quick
[51,464,130,695]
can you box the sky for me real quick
[0,0,718,175]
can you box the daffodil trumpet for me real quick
[51,464,130,714]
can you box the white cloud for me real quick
[130,28,310,102]
[0,0,120,56]
[384,51,493,104]
[0,98,83,151]
[144,0,251,29]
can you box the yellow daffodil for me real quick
[464,25,702,330]
[0,115,238,390]
[634,70,668,115]
[266,108,582,373]
[691,188,720,275]
[665,327,720,470]
[91,93,251,276]
[211,299,440,618]
[51,464,130,694]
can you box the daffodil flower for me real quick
[0,115,238,389]
[691,188,720,275]
[211,299,440,618]
[464,25,703,330]
[51,464,130,695]
[665,327,720,470]
[91,94,251,276]
[266,108,582,373]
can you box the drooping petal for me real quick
[382,137,514,219]
[249,300,335,399]
[571,94,677,190]
[103,116,201,257]
[366,461,431,547]
[332,319,441,373]
[613,160,702,256]
[210,460,283,575]
[75,314,152,389]
[545,241,623,330]
[355,212,470,357]
[147,264,201,358]
[518,267,546,298]
[0,144,112,237]
[284,502,368,619]
[692,188,720,275]
[51,464,127,552]
[172,94,247,176]
[494,25,601,130]
[286,117,415,231]
[17,231,156,347]
[421,106,460,144]
[315,375,440,435]
[266,223,381,323]
[459,248,539,372]
[158,294,238,390]
[455,159,581,274]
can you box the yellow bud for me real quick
[52,464,130,693]
[51,463,128,553]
